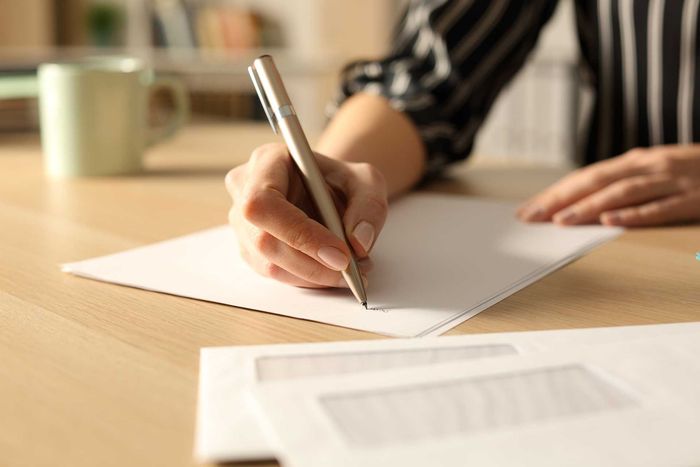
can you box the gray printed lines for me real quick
[254,345,517,382]
[321,365,637,447]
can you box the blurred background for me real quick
[0,0,580,166]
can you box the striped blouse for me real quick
[332,0,700,177]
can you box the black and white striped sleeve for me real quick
[331,0,559,177]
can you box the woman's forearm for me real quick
[316,93,427,197]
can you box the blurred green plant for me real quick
[86,2,124,47]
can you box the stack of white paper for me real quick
[195,322,700,465]
[63,194,621,337]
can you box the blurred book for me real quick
[219,7,260,50]
[152,0,196,48]
[195,6,226,50]
[151,3,273,51]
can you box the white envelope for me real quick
[195,322,700,462]
[251,332,700,467]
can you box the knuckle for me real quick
[657,159,673,173]
[639,203,662,218]
[624,147,647,159]
[357,162,386,185]
[261,261,280,278]
[367,164,385,183]
[544,192,564,208]
[249,147,267,163]
[287,220,317,252]
[250,143,287,163]
[575,194,600,213]
[615,180,639,198]
[652,154,675,173]
[240,191,267,222]
[677,176,697,192]
[587,169,609,188]
[365,194,389,215]
[252,231,275,255]
[355,161,373,173]
[304,264,329,284]
[578,199,598,213]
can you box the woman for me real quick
[226,0,700,289]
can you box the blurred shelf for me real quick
[0,46,339,129]
[0,46,340,76]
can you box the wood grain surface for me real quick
[1,123,698,467]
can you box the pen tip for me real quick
[362,301,367,310]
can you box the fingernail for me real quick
[317,246,349,271]
[353,221,375,253]
[554,209,577,225]
[521,205,544,222]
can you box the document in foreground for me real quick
[63,194,621,337]
[195,322,700,463]
[252,333,700,467]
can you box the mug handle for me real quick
[146,76,189,147]
[0,75,39,99]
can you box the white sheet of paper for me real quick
[63,194,621,338]
[251,333,700,467]
[195,322,700,463]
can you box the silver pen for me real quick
[248,55,368,309]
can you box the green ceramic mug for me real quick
[3,56,189,177]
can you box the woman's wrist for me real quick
[317,93,426,197]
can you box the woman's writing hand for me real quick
[226,143,388,288]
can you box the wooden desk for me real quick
[1,124,699,467]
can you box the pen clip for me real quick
[248,65,279,134]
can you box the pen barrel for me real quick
[280,117,366,304]
[252,56,343,236]
[251,55,367,304]
[281,118,346,238]
[342,259,367,306]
